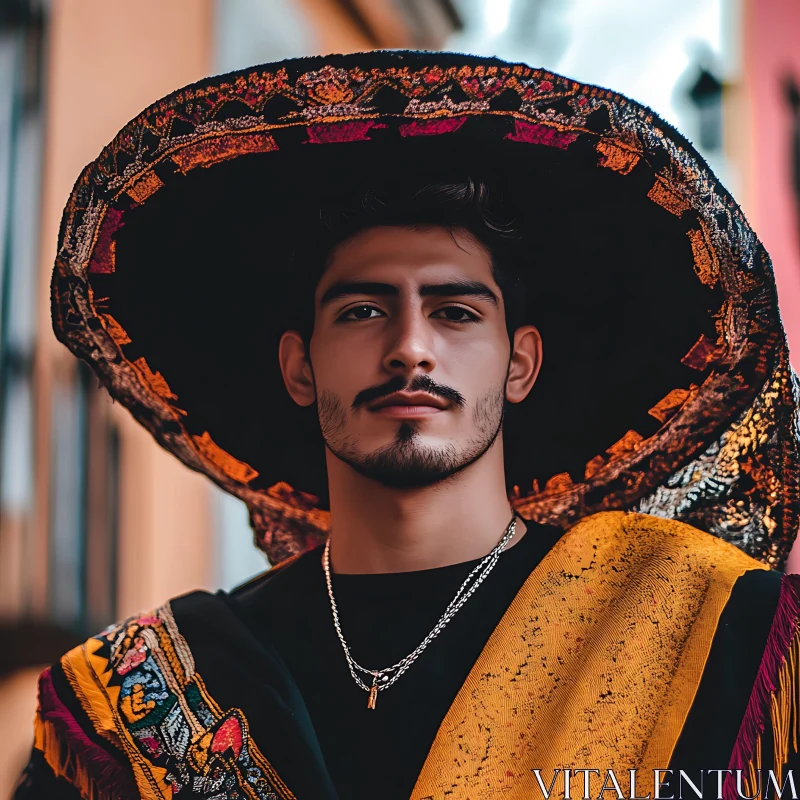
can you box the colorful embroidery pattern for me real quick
[50,52,800,567]
[36,604,295,800]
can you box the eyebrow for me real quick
[319,279,499,307]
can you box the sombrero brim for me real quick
[52,51,800,566]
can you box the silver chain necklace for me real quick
[322,514,518,709]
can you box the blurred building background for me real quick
[0,0,799,792]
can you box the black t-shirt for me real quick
[228,520,564,798]
[225,519,782,800]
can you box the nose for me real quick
[382,307,437,375]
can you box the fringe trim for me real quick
[35,667,136,800]
[725,574,800,800]
[35,717,123,800]
[60,654,124,752]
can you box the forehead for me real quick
[317,225,495,291]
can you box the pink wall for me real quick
[744,0,800,366]
[746,0,800,571]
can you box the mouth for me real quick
[367,392,449,418]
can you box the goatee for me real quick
[317,384,506,489]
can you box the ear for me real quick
[278,330,316,407]
[506,325,542,404]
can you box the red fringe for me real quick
[724,574,800,800]
[35,667,136,800]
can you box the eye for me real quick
[432,306,480,323]
[338,304,384,322]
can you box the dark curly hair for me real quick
[288,173,529,346]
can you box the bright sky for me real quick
[449,0,726,130]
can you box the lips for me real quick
[367,391,449,411]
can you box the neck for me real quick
[325,439,527,574]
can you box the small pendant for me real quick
[367,672,378,710]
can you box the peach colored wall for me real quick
[296,0,373,53]
[115,412,218,615]
[5,5,217,792]
[34,0,216,614]
[0,667,42,796]
[742,0,800,365]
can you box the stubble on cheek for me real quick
[470,382,507,443]
[317,389,349,443]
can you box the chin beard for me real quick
[317,386,506,489]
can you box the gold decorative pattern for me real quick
[412,512,767,799]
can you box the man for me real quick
[15,51,800,799]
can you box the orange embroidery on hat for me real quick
[647,177,690,216]
[132,357,178,402]
[266,481,320,510]
[172,132,278,174]
[296,65,354,105]
[596,139,640,175]
[687,224,720,287]
[543,472,574,493]
[192,431,259,484]
[584,454,607,480]
[606,429,644,460]
[681,334,724,371]
[648,387,693,424]
[99,314,131,346]
[126,171,164,203]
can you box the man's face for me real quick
[304,224,515,489]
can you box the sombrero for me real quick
[51,50,800,567]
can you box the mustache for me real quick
[351,374,466,410]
